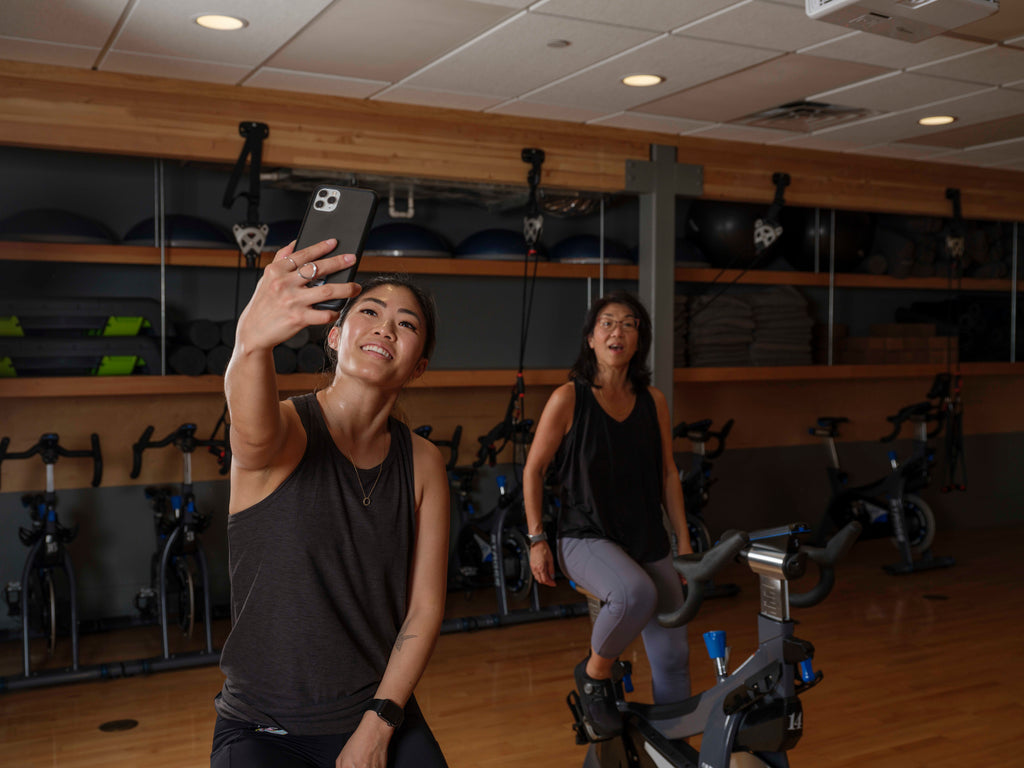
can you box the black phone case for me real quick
[293,185,378,311]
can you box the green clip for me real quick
[94,356,139,376]
[0,356,15,377]
[0,316,24,337]
[103,316,147,336]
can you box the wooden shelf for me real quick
[2,242,1020,292]
[674,361,1023,383]
[0,369,571,399]
[2,363,1020,399]
[0,242,636,279]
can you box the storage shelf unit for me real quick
[2,362,1020,400]
[2,241,1021,292]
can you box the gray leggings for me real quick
[559,536,690,704]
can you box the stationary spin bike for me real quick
[568,520,861,768]
[809,394,954,575]
[130,423,228,658]
[0,433,102,677]
[673,417,740,599]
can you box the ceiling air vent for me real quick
[731,100,881,133]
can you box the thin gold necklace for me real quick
[348,455,384,506]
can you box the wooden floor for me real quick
[2,525,1022,767]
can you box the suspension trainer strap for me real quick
[941,189,966,493]
[690,171,789,323]
[223,121,270,267]
[512,149,545,457]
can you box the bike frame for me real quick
[575,523,860,768]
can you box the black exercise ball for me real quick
[687,200,788,269]
[781,207,873,273]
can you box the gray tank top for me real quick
[215,393,416,735]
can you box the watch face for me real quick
[371,698,403,728]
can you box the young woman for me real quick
[211,238,450,768]
[523,291,692,740]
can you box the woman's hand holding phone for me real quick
[234,238,362,354]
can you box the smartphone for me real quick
[292,185,378,311]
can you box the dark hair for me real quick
[568,291,652,391]
[326,274,438,368]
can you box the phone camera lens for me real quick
[315,200,324,208]
[317,190,328,198]
[329,196,338,205]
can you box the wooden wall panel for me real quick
[674,372,1024,450]
[1,60,1023,220]
[2,371,1020,493]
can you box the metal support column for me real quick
[625,145,703,414]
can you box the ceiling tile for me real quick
[635,53,891,123]
[373,86,505,111]
[910,44,1024,86]
[675,0,850,52]
[800,29,987,69]
[109,0,334,66]
[101,51,252,84]
[487,100,608,123]
[952,138,1024,166]
[811,88,1024,147]
[266,0,519,83]
[589,112,713,134]
[472,0,534,7]
[812,72,990,113]
[900,114,1024,149]
[948,3,1024,43]
[245,69,388,100]
[519,34,779,113]
[532,0,745,33]
[402,13,658,97]
[0,0,128,47]
[0,36,99,69]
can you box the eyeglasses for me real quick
[596,317,640,332]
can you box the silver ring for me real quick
[297,262,319,281]
[284,255,298,271]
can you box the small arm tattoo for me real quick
[394,619,418,652]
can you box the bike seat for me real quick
[811,417,847,437]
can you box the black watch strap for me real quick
[368,698,404,728]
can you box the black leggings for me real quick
[210,699,447,768]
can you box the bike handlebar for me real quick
[673,417,734,459]
[659,530,750,628]
[415,424,463,472]
[472,418,533,469]
[0,433,103,490]
[658,520,861,628]
[880,401,945,443]
[130,423,231,478]
[789,520,862,607]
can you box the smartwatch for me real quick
[367,698,404,728]
[527,532,547,545]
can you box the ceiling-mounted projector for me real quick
[806,0,998,42]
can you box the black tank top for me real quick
[215,393,416,735]
[553,379,669,563]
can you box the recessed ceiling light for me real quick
[918,115,956,126]
[195,14,248,31]
[622,74,665,87]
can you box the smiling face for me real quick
[587,302,640,367]
[329,283,430,386]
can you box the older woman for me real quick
[523,291,691,740]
